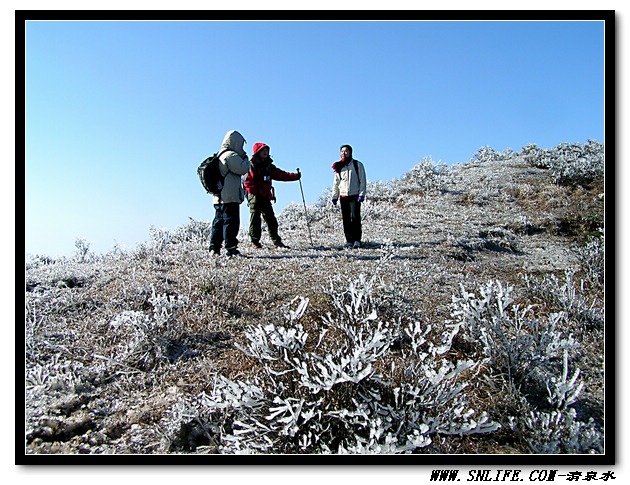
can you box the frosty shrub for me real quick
[397,157,449,195]
[277,200,342,240]
[521,143,551,168]
[449,280,604,453]
[517,407,603,454]
[523,271,604,332]
[454,227,521,255]
[315,186,333,207]
[548,140,604,186]
[361,199,402,223]
[507,347,603,454]
[366,180,398,203]
[571,228,605,290]
[450,281,580,403]
[25,257,98,291]
[278,202,312,229]
[472,146,514,163]
[143,220,213,253]
[74,238,94,263]
[522,140,604,187]
[149,226,171,253]
[26,354,92,395]
[165,269,498,454]
[106,290,189,371]
[171,218,213,246]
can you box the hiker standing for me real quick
[244,142,301,249]
[210,130,250,257]
[331,144,367,249]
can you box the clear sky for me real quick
[24,17,606,257]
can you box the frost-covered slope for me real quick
[23,142,606,457]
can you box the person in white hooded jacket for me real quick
[331,144,367,248]
[209,130,250,257]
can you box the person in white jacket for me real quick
[209,130,250,257]
[331,144,367,248]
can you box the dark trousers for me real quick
[248,195,281,245]
[340,195,362,243]
[210,202,240,253]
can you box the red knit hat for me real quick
[252,142,269,156]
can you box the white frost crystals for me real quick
[107,289,189,371]
[180,272,501,454]
[450,279,603,454]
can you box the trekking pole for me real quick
[296,168,314,246]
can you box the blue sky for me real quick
[24,18,606,257]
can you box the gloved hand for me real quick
[357,196,364,203]
[332,198,338,206]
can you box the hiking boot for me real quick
[274,242,289,249]
[251,241,262,249]
[210,249,221,257]
[353,241,361,249]
[226,249,244,258]
[344,242,353,249]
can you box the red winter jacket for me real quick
[244,143,300,201]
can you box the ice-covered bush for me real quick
[571,228,605,289]
[106,290,188,371]
[277,202,315,229]
[521,143,551,168]
[517,407,603,454]
[25,257,98,291]
[277,200,341,240]
[450,281,580,403]
[522,140,604,187]
[26,355,92,394]
[366,180,398,203]
[144,219,214,252]
[148,226,171,253]
[74,238,94,263]
[453,227,521,255]
[472,146,514,163]
[171,218,213,246]
[397,157,449,195]
[449,280,603,453]
[508,350,603,454]
[524,271,604,332]
[165,270,498,454]
[549,140,604,186]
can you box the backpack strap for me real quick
[353,159,360,185]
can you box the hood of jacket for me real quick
[252,142,269,158]
[221,130,247,158]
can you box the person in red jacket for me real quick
[244,142,301,249]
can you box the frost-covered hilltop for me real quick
[24,140,606,457]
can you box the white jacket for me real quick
[213,130,251,204]
[332,159,367,199]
